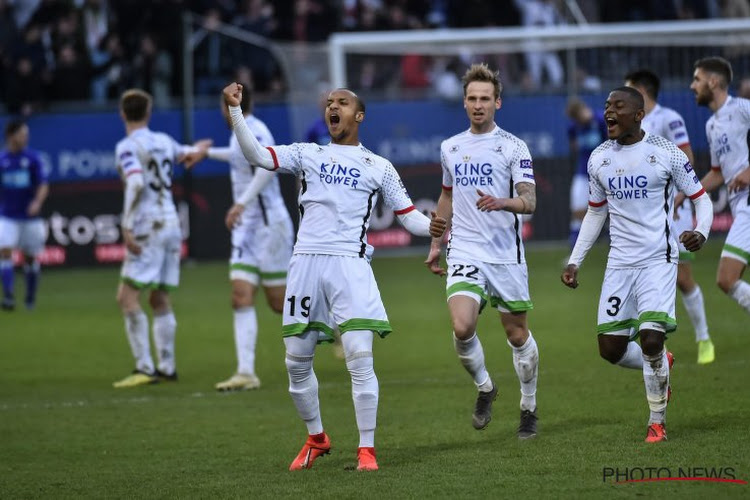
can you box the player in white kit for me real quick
[625,69,714,364]
[184,87,294,392]
[561,87,713,443]
[113,89,208,388]
[689,57,750,319]
[426,64,541,439]
[223,82,446,471]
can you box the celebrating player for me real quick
[561,87,713,443]
[183,85,294,392]
[689,57,750,318]
[625,69,714,364]
[113,89,208,388]
[425,63,541,440]
[224,82,446,471]
[0,119,48,311]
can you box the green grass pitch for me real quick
[1,241,748,498]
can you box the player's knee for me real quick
[345,352,375,384]
[285,353,313,382]
[451,317,477,339]
[639,332,665,356]
[598,341,626,364]
[230,285,253,309]
[505,324,528,347]
[149,291,170,312]
[717,275,736,294]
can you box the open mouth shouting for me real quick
[605,115,618,137]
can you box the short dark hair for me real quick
[694,57,733,88]
[624,69,660,100]
[610,86,645,110]
[4,118,26,138]
[120,89,152,122]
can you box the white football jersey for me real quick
[441,124,535,264]
[116,128,187,227]
[267,142,415,257]
[228,115,289,225]
[706,95,750,215]
[641,104,690,148]
[588,133,706,268]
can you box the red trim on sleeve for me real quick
[266,146,279,170]
[125,169,142,177]
[689,187,706,200]
[711,166,721,171]
[394,205,416,215]
[676,142,690,148]
[441,184,453,191]
[589,200,607,207]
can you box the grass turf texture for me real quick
[1,241,748,498]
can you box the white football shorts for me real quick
[446,257,533,313]
[721,205,750,265]
[120,219,182,290]
[0,217,46,256]
[281,254,391,343]
[596,263,677,337]
[229,214,294,287]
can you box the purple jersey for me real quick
[0,149,47,220]
[568,112,607,177]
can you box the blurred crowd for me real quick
[1,0,749,116]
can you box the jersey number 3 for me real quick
[147,158,173,192]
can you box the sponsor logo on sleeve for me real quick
[684,162,694,173]
[669,120,683,130]
[523,173,535,180]
[520,159,533,169]
[675,132,687,140]
[119,151,133,160]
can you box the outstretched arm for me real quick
[223,83,276,170]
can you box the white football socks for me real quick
[729,280,750,315]
[643,349,669,424]
[343,330,378,448]
[616,341,644,369]
[124,310,154,374]
[233,306,258,375]
[682,286,710,342]
[510,332,539,411]
[285,332,323,435]
[153,310,177,375]
[454,332,492,392]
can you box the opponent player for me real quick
[625,69,714,364]
[561,87,713,443]
[113,89,208,388]
[0,119,48,311]
[426,63,541,440]
[224,82,446,471]
[689,56,750,318]
[566,97,607,249]
[184,86,294,392]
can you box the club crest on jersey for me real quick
[362,156,373,166]
[615,168,625,176]
[463,155,471,162]
[493,143,503,153]
[450,145,459,153]
[647,155,657,164]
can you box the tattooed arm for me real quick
[475,182,536,215]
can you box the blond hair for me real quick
[462,63,502,99]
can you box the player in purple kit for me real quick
[0,119,49,311]
[566,98,608,249]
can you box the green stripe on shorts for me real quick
[490,297,534,312]
[282,321,336,343]
[339,318,393,338]
[638,311,677,332]
[723,244,750,261]
[120,277,151,290]
[230,263,260,274]
[260,270,287,279]
[597,319,637,334]
[447,282,487,301]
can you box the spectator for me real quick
[514,0,565,90]
[51,43,93,102]
[133,33,173,107]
